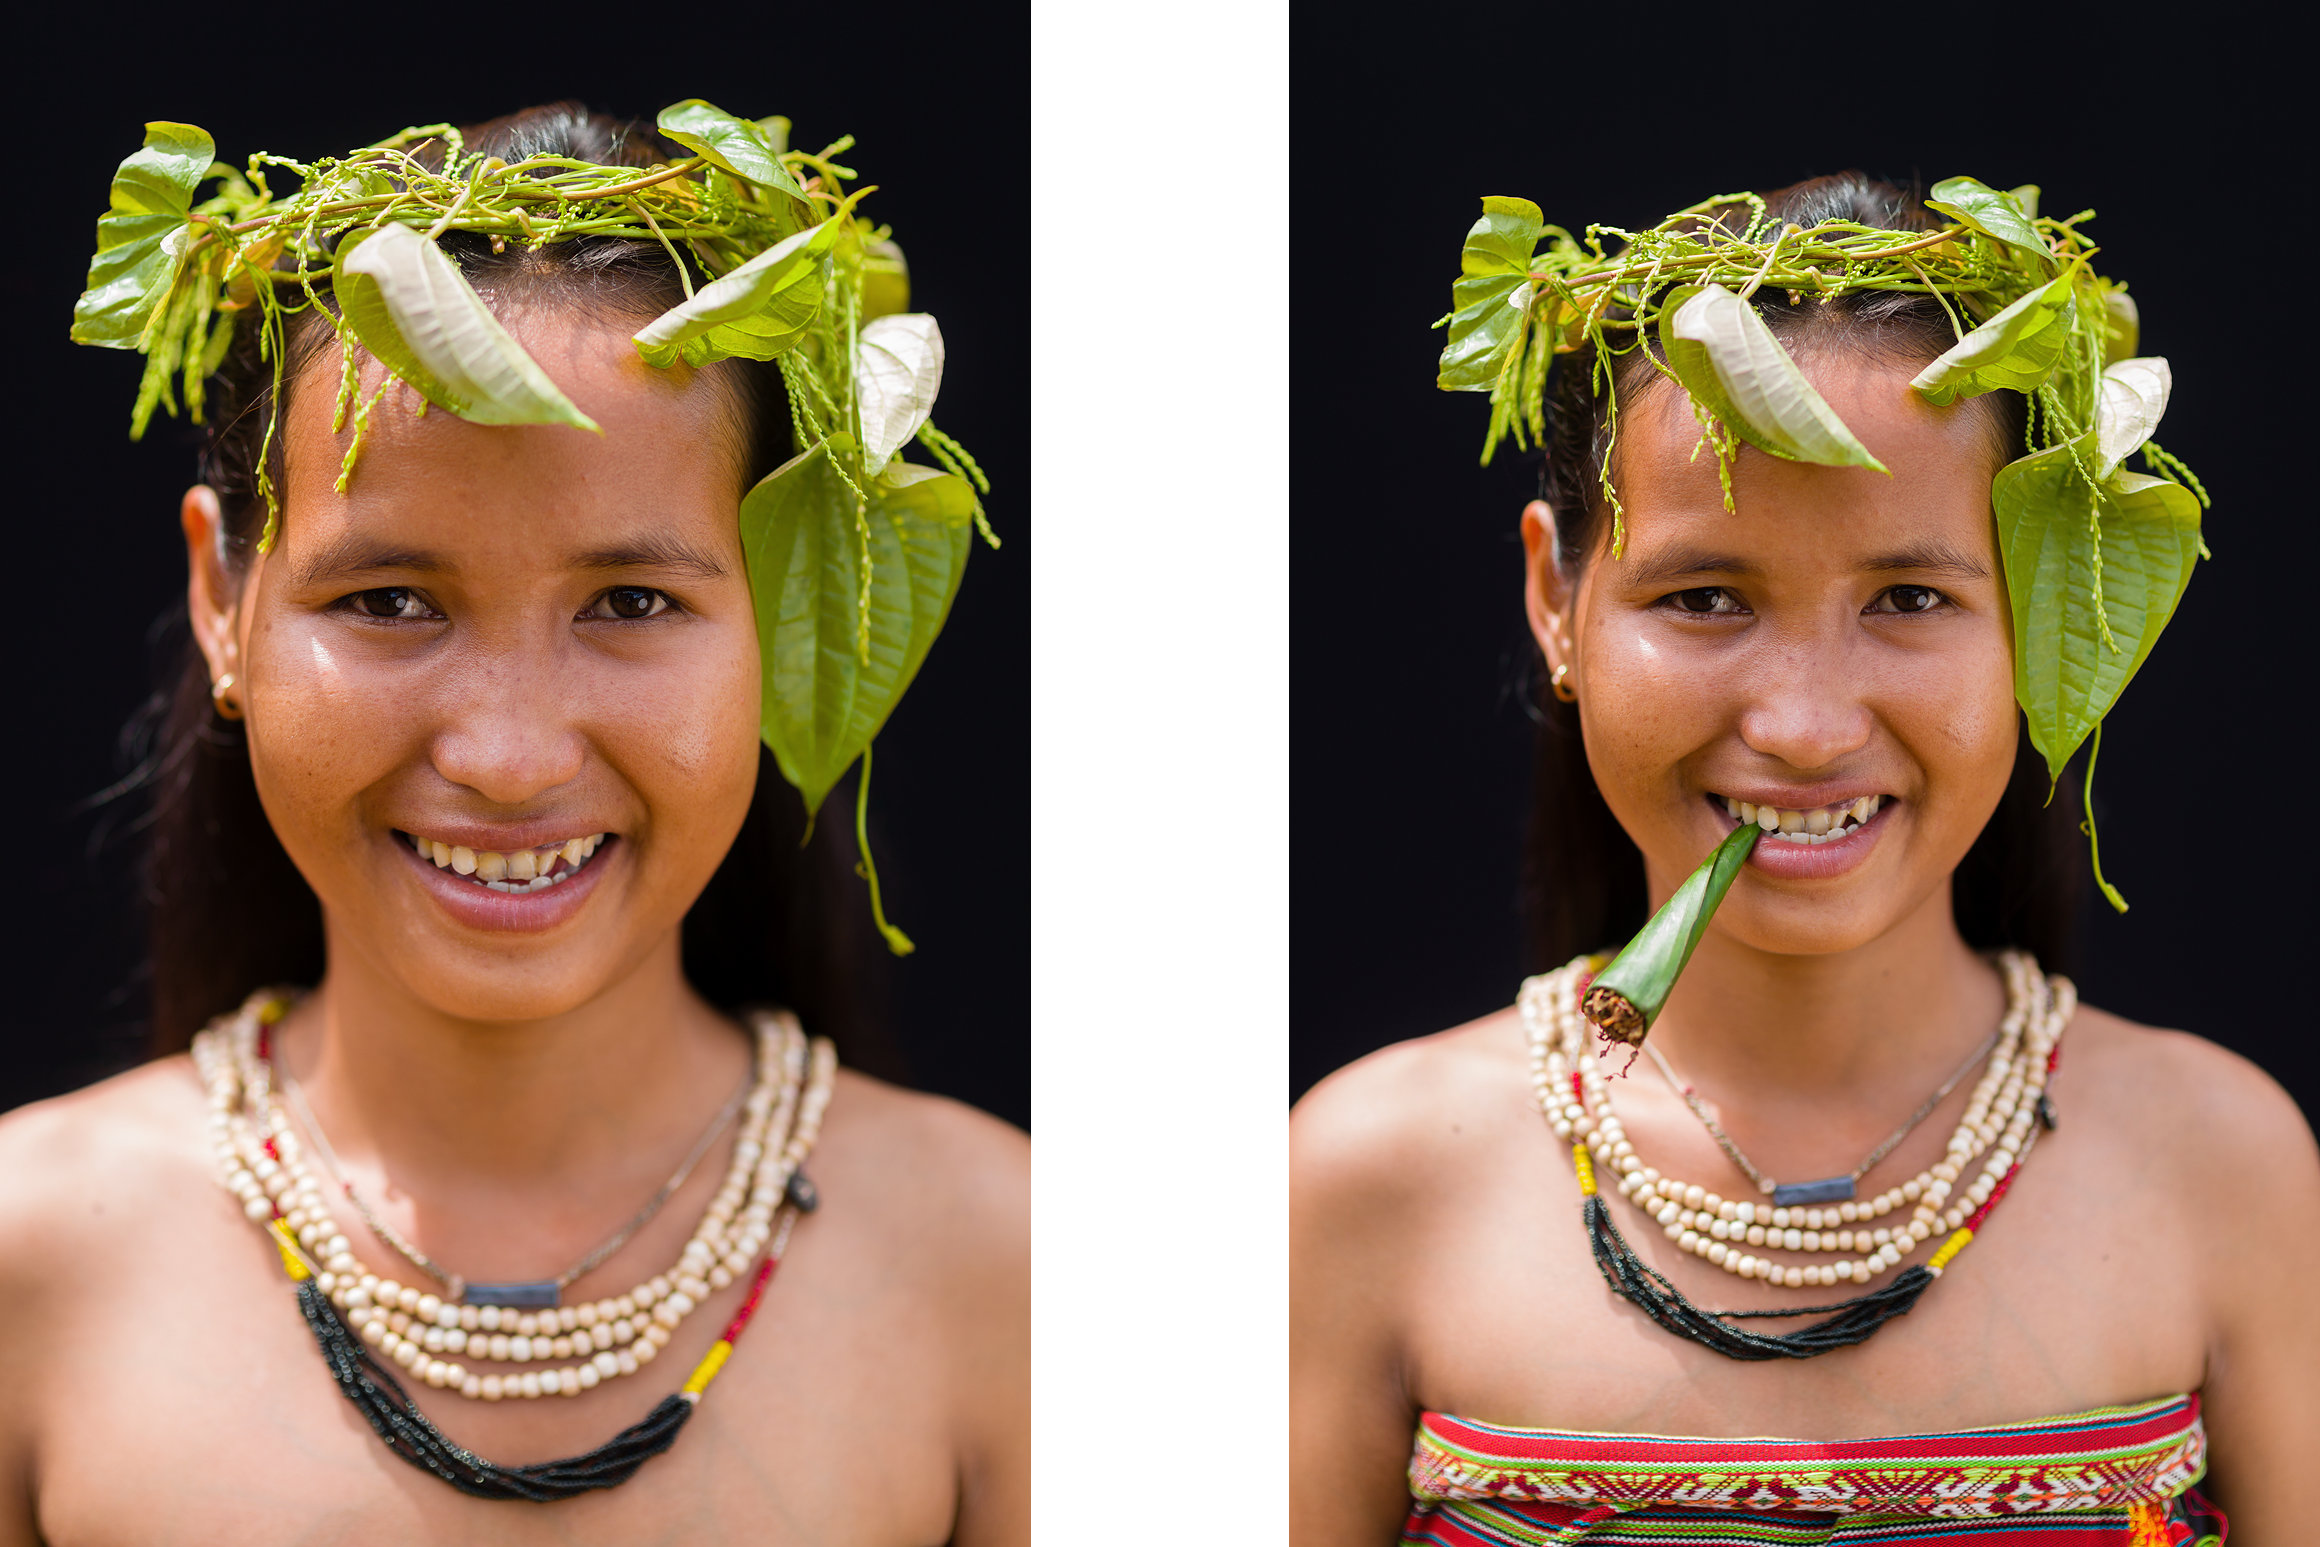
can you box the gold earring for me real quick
[211,671,243,721]
[1550,662,1577,703]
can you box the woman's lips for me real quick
[1706,792,1893,881]
[396,831,615,933]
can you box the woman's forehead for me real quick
[1608,359,2002,564]
[273,314,746,557]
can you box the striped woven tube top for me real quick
[1404,1394,2223,1544]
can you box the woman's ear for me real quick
[1520,499,1577,687]
[182,486,242,704]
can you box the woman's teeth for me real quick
[405,832,608,892]
[1720,795,1882,845]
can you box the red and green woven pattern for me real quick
[1404,1395,2222,1544]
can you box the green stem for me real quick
[854,743,915,956]
[2081,720,2129,914]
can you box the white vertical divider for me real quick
[1031,0,1289,1537]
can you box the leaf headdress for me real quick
[72,102,1000,953]
[1439,178,2206,911]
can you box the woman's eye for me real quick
[1666,586,1742,615]
[591,587,672,621]
[1870,585,1945,615]
[350,587,430,620]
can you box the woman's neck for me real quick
[1636,879,2007,1126]
[270,925,752,1207]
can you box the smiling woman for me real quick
[0,103,1024,1543]
[1290,173,2316,1545]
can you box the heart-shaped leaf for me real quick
[1995,438,2203,781]
[1927,176,2051,268]
[1909,270,2077,406]
[633,208,849,368]
[335,222,599,430]
[1436,195,1542,391]
[72,121,216,349]
[740,434,976,814]
[2092,356,2171,480]
[855,314,945,475]
[656,99,806,199]
[1660,284,1887,471]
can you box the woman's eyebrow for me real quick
[1860,540,1990,579]
[570,535,729,579]
[1622,548,1753,588]
[292,536,445,587]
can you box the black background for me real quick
[0,29,1028,1129]
[1291,27,2314,1123]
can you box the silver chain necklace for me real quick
[280,1057,753,1306]
[1641,1028,1999,1208]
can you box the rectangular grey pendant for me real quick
[1770,1176,1855,1207]
[463,1280,560,1308]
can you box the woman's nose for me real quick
[427,658,586,806]
[1735,642,1875,773]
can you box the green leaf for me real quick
[861,237,910,320]
[855,314,944,475]
[1995,439,2203,781]
[2101,288,2139,364]
[335,223,600,431]
[71,122,216,349]
[1927,176,2051,267]
[1660,284,1887,471]
[1909,271,2077,406]
[632,213,843,368]
[2092,357,2171,480]
[740,434,976,814]
[657,99,806,198]
[1581,823,1759,1044]
[1436,196,1542,391]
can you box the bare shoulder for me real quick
[2062,1001,2316,1181]
[1291,1007,1530,1218]
[0,1057,210,1285]
[813,1070,1027,1285]
[0,1055,214,1487]
[2060,1000,2320,1294]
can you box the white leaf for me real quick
[631,221,825,366]
[2092,356,2171,481]
[1664,285,1885,471]
[339,223,597,430]
[854,314,945,476]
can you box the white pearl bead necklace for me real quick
[1520,950,2071,1292]
[192,991,835,1402]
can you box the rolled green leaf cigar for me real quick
[1581,823,1760,1046]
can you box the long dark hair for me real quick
[122,103,892,1071]
[1524,171,2083,974]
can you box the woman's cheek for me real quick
[1580,627,1710,775]
[608,628,762,869]
[245,620,407,851]
[1576,625,1716,855]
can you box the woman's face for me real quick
[1525,351,2017,955]
[187,309,764,1020]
